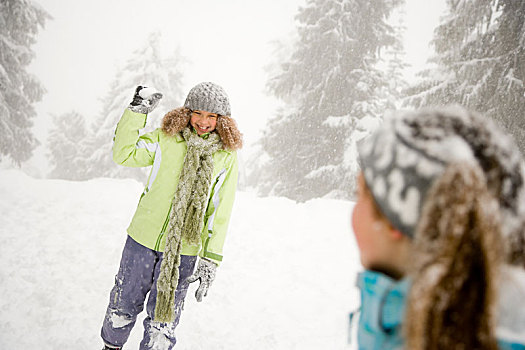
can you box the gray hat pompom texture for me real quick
[358,106,525,239]
[184,82,231,116]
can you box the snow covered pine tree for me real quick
[253,0,404,201]
[76,32,185,182]
[404,0,525,153]
[0,0,50,165]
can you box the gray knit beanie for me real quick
[358,106,525,240]
[184,82,231,116]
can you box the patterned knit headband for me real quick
[358,106,525,243]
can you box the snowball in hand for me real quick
[139,87,162,100]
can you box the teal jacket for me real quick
[112,109,238,264]
[354,270,525,350]
[355,270,408,350]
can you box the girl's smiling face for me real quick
[190,110,218,135]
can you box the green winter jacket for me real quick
[112,108,238,265]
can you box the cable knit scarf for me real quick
[155,127,222,322]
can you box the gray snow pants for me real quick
[101,235,197,349]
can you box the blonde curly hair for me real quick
[161,107,243,151]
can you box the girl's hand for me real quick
[186,258,217,302]
[128,85,163,114]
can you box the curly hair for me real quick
[216,115,243,151]
[161,107,191,136]
[161,107,243,151]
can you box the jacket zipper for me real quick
[155,204,172,251]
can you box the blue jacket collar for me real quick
[356,270,410,337]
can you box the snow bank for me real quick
[0,170,361,349]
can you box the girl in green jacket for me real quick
[101,82,242,350]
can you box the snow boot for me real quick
[102,344,122,350]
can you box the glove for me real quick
[186,258,217,302]
[128,85,163,114]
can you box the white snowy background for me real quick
[1,0,450,349]
[25,0,446,175]
[0,169,359,349]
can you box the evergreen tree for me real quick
[255,0,404,201]
[0,0,50,165]
[404,0,525,152]
[382,17,409,105]
[47,111,88,180]
[79,32,185,181]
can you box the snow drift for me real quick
[0,169,361,349]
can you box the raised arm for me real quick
[112,86,163,167]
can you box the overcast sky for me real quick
[28,0,447,174]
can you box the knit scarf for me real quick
[154,127,222,323]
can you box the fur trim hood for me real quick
[161,107,243,151]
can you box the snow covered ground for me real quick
[0,169,362,349]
